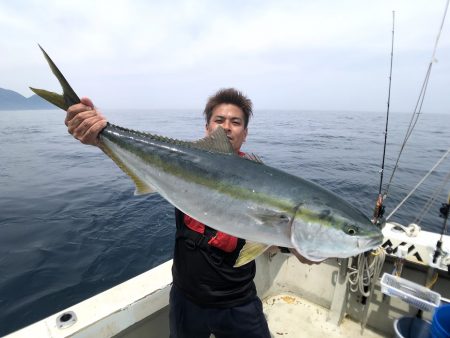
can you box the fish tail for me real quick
[29,44,80,110]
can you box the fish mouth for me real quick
[357,234,383,250]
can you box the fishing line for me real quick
[386,147,450,221]
[383,0,449,200]
[414,169,450,225]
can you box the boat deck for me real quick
[262,293,386,338]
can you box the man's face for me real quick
[206,103,248,153]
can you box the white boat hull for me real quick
[6,224,450,338]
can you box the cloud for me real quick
[1,0,449,113]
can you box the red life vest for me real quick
[184,215,238,253]
[183,151,246,253]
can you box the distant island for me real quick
[0,87,57,110]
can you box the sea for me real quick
[0,108,449,336]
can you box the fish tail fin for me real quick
[28,88,67,110]
[234,241,271,267]
[29,44,80,110]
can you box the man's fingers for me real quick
[78,119,107,145]
[72,115,107,146]
[72,115,101,139]
[80,97,94,109]
[65,97,95,126]
[72,110,99,125]
[65,97,106,146]
[65,103,93,126]
[289,248,323,265]
[67,110,98,134]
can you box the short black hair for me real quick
[203,88,253,128]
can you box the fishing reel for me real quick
[439,202,449,219]
[371,194,386,227]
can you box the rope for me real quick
[386,148,450,221]
[348,248,386,297]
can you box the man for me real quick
[65,88,312,337]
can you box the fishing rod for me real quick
[433,193,450,267]
[363,12,395,326]
[422,192,450,321]
[372,11,395,226]
[382,0,450,209]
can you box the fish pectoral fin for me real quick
[99,142,157,196]
[234,241,271,267]
[251,209,290,226]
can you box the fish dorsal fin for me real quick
[101,124,232,154]
[191,127,235,154]
[243,153,264,164]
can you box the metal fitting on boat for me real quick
[56,310,77,329]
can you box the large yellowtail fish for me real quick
[31,46,383,266]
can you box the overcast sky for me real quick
[1,0,449,113]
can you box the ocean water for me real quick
[0,109,449,335]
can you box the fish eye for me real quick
[344,224,358,236]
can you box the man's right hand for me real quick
[65,97,107,146]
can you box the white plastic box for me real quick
[380,273,441,312]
